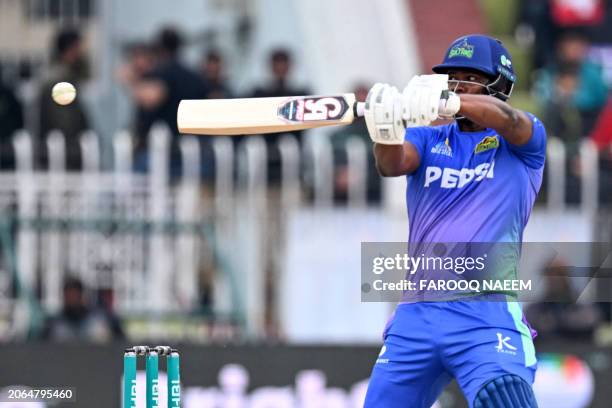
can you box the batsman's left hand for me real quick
[363,83,407,145]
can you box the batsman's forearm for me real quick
[373,143,419,177]
[458,94,519,129]
[457,94,532,145]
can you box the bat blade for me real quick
[177,94,359,135]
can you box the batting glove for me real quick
[364,83,406,145]
[402,74,460,125]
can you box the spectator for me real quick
[41,277,124,343]
[0,72,24,169]
[525,260,601,341]
[117,42,159,167]
[123,26,207,176]
[330,83,380,203]
[543,65,585,203]
[517,0,557,70]
[250,48,311,182]
[251,48,310,99]
[200,49,233,99]
[95,287,125,339]
[197,49,233,181]
[535,30,609,135]
[543,64,583,151]
[147,26,208,134]
[38,28,90,170]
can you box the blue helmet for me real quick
[432,34,516,101]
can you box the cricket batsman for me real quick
[362,35,545,407]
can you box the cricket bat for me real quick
[177,94,366,135]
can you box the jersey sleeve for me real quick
[404,126,436,162]
[506,113,547,169]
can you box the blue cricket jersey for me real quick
[366,115,545,408]
[402,114,546,301]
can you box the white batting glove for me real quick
[439,90,461,119]
[402,74,461,125]
[364,83,406,145]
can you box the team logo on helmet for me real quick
[448,38,475,59]
[500,55,512,68]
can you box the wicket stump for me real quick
[123,346,181,408]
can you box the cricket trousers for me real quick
[364,298,537,408]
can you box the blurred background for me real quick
[0,0,610,407]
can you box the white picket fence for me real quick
[0,125,377,338]
[0,125,604,339]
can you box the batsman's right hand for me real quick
[364,83,406,145]
[402,74,460,124]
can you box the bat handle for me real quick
[354,102,366,118]
[354,100,454,119]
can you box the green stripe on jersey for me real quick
[507,301,537,367]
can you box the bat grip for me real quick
[353,100,452,118]
[354,102,365,118]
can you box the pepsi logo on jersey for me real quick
[424,162,495,189]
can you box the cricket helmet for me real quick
[432,34,516,101]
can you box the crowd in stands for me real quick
[0,25,380,203]
[0,2,611,343]
[517,0,612,342]
[1,13,610,204]
[519,0,612,203]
